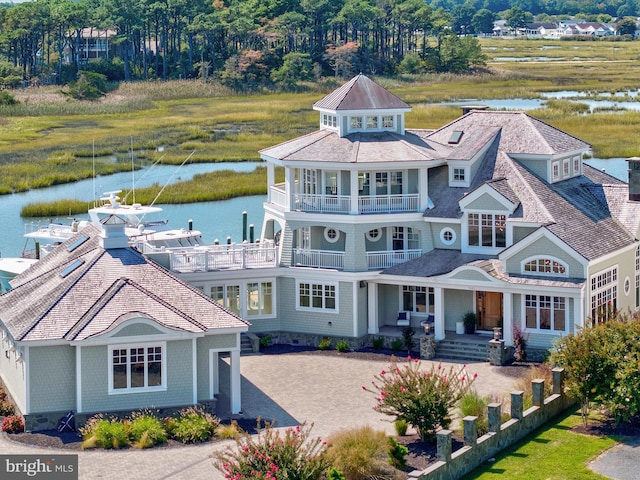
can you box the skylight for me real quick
[67,235,89,253]
[448,130,464,144]
[60,259,85,278]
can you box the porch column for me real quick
[230,349,242,414]
[192,338,198,404]
[267,163,275,202]
[285,167,295,211]
[350,170,359,214]
[75,346,82,413]
[211,351,220,396]
[503,292,513,347]
[419,168,429,211]
[434,287,445,341]
[368,282,379,334]
[574,289,586,332]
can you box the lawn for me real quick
[462,407,617,480]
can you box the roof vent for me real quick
[448,130,464,144]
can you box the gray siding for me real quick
[195,334,237,400]
[465,193,510,212]
[113,323,165,337]
[512,226,537,244]
[450,269,490,282]
[80,340,194,413]
[518,159,548,180]
[0,343,27,413]
[588,248,636,314]
[378,284,400,327]
[504,236,584,278]
[29,346,76,413]
[430,222,461,249]
[443,289,474,331]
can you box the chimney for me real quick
[627,157,640,201]
[99,215,129,249]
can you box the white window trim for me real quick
[520,256,568,277]
[324,227,340,243]
[246,281,276,318]
[552,161,560,181]
[624,276,631,296]
[440,227,456,246]
[108,342,167,395]
[590,265,618,323]
[563,158,570,177]
[449,166,468,187]
[208,280,277,319]
[296,281,339,313]
[366,228,382,242]
[573,156,581,174]
[524,295,568,333]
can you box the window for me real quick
[366,116,378,129]
[525,295,566,331]
[210,284,240,314]
[324,227,340,243]
[563,159,570,176]
[440,228,456,245]
[552,161,560,180]
[523,257,567,276]
[392,227,419,251]
[590,266,618,323]
[350,116,362,130]
[322,114,337,128]
[453,168,465,182]
[382,115,394,128]
[110,343,165,393]
[402,286,433,313]
[366,229,382,242]
[298,282,337,311]
[448,130,464,144]
[573,156,581,174]
[468,213,506,248]
[247,281,273,316]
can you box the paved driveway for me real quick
[0,353,526,480]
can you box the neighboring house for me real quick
[523,23,559,37]
[63,28,113,65]
[147,74,640,357]
[0,217,249,431]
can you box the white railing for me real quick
[358,194,420,213]
[292,194,351,213]
[366,249,422,269]
[269,185,287,208]
[148,241,278,272]
[293,249,345,270]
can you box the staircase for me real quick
[240,333,258,354]
[434,334,490,362]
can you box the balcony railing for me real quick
[292,194,351,213]
[144,241,278,272]
[358,194,420,213]
[269,185,287,208]
[293,249,345,270]
[366,249,422,270]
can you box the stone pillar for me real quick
[420,334,436,359]
[488,339,508,365]
[488,403,502,433]
[463,416,478,446]
[437,429,452,462]
[552,368,565,396]
[511,391,524,420]
[532,379,545,407]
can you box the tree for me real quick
[363,357,476,442]
[472,8,497,35]
[452,3,477,35]
[504,6,532,33]
[616,17,638,36]
[324,41,359,79]
[271,52,314,88]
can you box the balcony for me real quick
[293,194,351,213]
[366,249,422,270]
[358,194,420,214]
[145,242,278,273]
[293,249,345,270]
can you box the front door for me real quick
[476,291,502,330]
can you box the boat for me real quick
[0,257,37,293]
[22,190,202,258]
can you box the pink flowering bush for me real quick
[2,415,25,433]
[363,356,477,442]
[214,421,329,479]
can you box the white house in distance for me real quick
[145,74,640,357]
[0,218,248,431]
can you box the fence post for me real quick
[532,379,545,407]
[463,416,478,446]
[437,429,452,462]
[552,368,565,396]
[511,391,524,420]
[488,403,502,433]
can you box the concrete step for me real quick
[435,340,489,362]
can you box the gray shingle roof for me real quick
[313,74,410,111]
[0,224,249,342]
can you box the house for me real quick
[63,28,113,65]
[144,74,640,358]
[0,217,249,431]
[523,23,559,38]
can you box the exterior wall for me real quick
[277,276,354,337]
[29,346,76,413]
[378,284,400,327]
[407,169,419,194]
[588,246,636,315]
[112,323,165,337]
[0,341,27,414]
[512,225,537,244]
[464,193,510,212]
[430,222,462,250]
[504,236,584,278]
[517,158,548,180]
[449,270,490,282]
[196,334,238,400]
[444,289,474,331]
[357,282,368,337]
[80,340,194,413]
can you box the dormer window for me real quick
[468,213,506,248]
[322,114,337,128]
[563,159,570,176]
[350,116,362,130]
[382,115,394,128]
[552,161,560,181]
[453,168,465,182]
[573,156,581,174]
[366,116,378,129]
[449,165,468,187]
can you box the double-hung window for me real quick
[110,343,165,393]
[525,295,566,331]
[247,281,274,316]
[468,213,506,248]
[590,266,617,323]
[298,282,337,311]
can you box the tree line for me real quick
[0,0,637,90]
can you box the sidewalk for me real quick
[0,353,528,480]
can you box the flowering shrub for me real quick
[165,406,219,444]
[215,422,328,480]
[128,412,167,448]
[1,415,24,433]
[363,356,476,442]
[513,325,528,362]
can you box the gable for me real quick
[448,268,495,282]
[112,322,167,338]
[462,192,512,212]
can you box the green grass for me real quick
[461,407,616,480]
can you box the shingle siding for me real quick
[465,193,511,212]
[444,290,474,330]
[29,346,76,413]
[0,343,27,413]
[504,236,585,278]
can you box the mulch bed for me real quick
[571,414,640,440]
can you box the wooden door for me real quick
[476,292,502,330]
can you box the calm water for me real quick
[0,162,266,258]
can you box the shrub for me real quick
[459,391,489,436]
[127,412,167,448]
[215,421,241,439]
[64,71,108,100]
[390,339,403,351]
[364,357,476,442]
[166,406,219,444]
[335,340,350,352]
[2,415,24,433]
[325,426,400,480]
[514,363,554,409]
[327,469,346,480]
[372,337,385,350]
[318,337,332,350]
[0,90,18,106]
[0,400,15,417]
[215,422,328,479]
[394,418,408,436]
[81,416,128,449]
[259,334,272,348]
[513,325,528,362]
[402,327,415,353]
[387,436,408,470]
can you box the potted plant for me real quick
[462,311,477,334]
